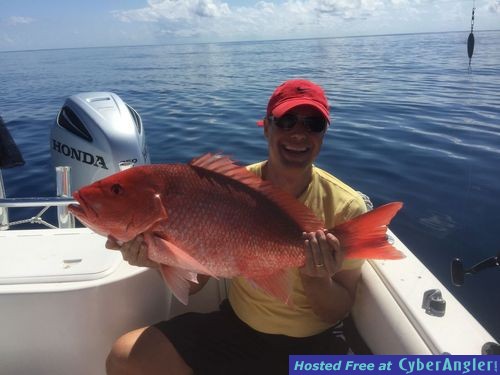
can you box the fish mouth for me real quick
[68,203,85,218]
[69,191,96,221]
[68,192,84,218]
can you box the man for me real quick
[105,79,367,375]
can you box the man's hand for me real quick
[105,235,159,269]
[298,230,360,323]
[299,230,343,278]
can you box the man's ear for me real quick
[263,118,270,139]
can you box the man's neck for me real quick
[263,161,313,198]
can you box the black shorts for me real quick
[154,299,348,375]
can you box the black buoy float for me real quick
[468,1,475,71]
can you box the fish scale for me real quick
[158,164,305,276]
[69,153,404,305]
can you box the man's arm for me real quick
[299,230,361,323]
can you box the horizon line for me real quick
[1,28,499,54]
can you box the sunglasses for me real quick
[269,114,328,133]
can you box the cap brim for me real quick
[272,99,330,122]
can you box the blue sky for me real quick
[1,0,499,51]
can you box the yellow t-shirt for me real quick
[228,161,367,337]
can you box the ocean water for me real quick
[1,31,499,342]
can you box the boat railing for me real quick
[0,161,135,231]
[0,171,8,229]
[0,166,76,230]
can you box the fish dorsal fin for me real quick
[190,153,323,232]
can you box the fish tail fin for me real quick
[330,202,405,260]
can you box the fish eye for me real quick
[110,184,124,195]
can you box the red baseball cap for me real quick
[257,79,330,126]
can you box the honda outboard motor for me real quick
[50,92,150,192]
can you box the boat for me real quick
[0,93,498,375]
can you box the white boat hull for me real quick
[352,230,497,354]
[0,227,497,375]
[0,228,171,375]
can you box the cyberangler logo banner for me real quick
[289,355,499,375]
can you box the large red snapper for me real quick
[69,153,404,305]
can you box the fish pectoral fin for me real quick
[248,270,293,307]
[148,234,218,279]
[159,265,198,305]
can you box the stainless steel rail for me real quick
[0,197,78,208]
[0,197,78,230]
[0,166,79,230]
[0,172,8,230]
[56,166,75,228]
[1,162,134,230]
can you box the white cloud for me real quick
[110,0,482,42]
[114,0,383,23]
[487,0,500,13]
[114,0,230,22]
[7,16,35,26]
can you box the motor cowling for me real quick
[50,92,150,192]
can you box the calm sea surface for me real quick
[1,31,499,341]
